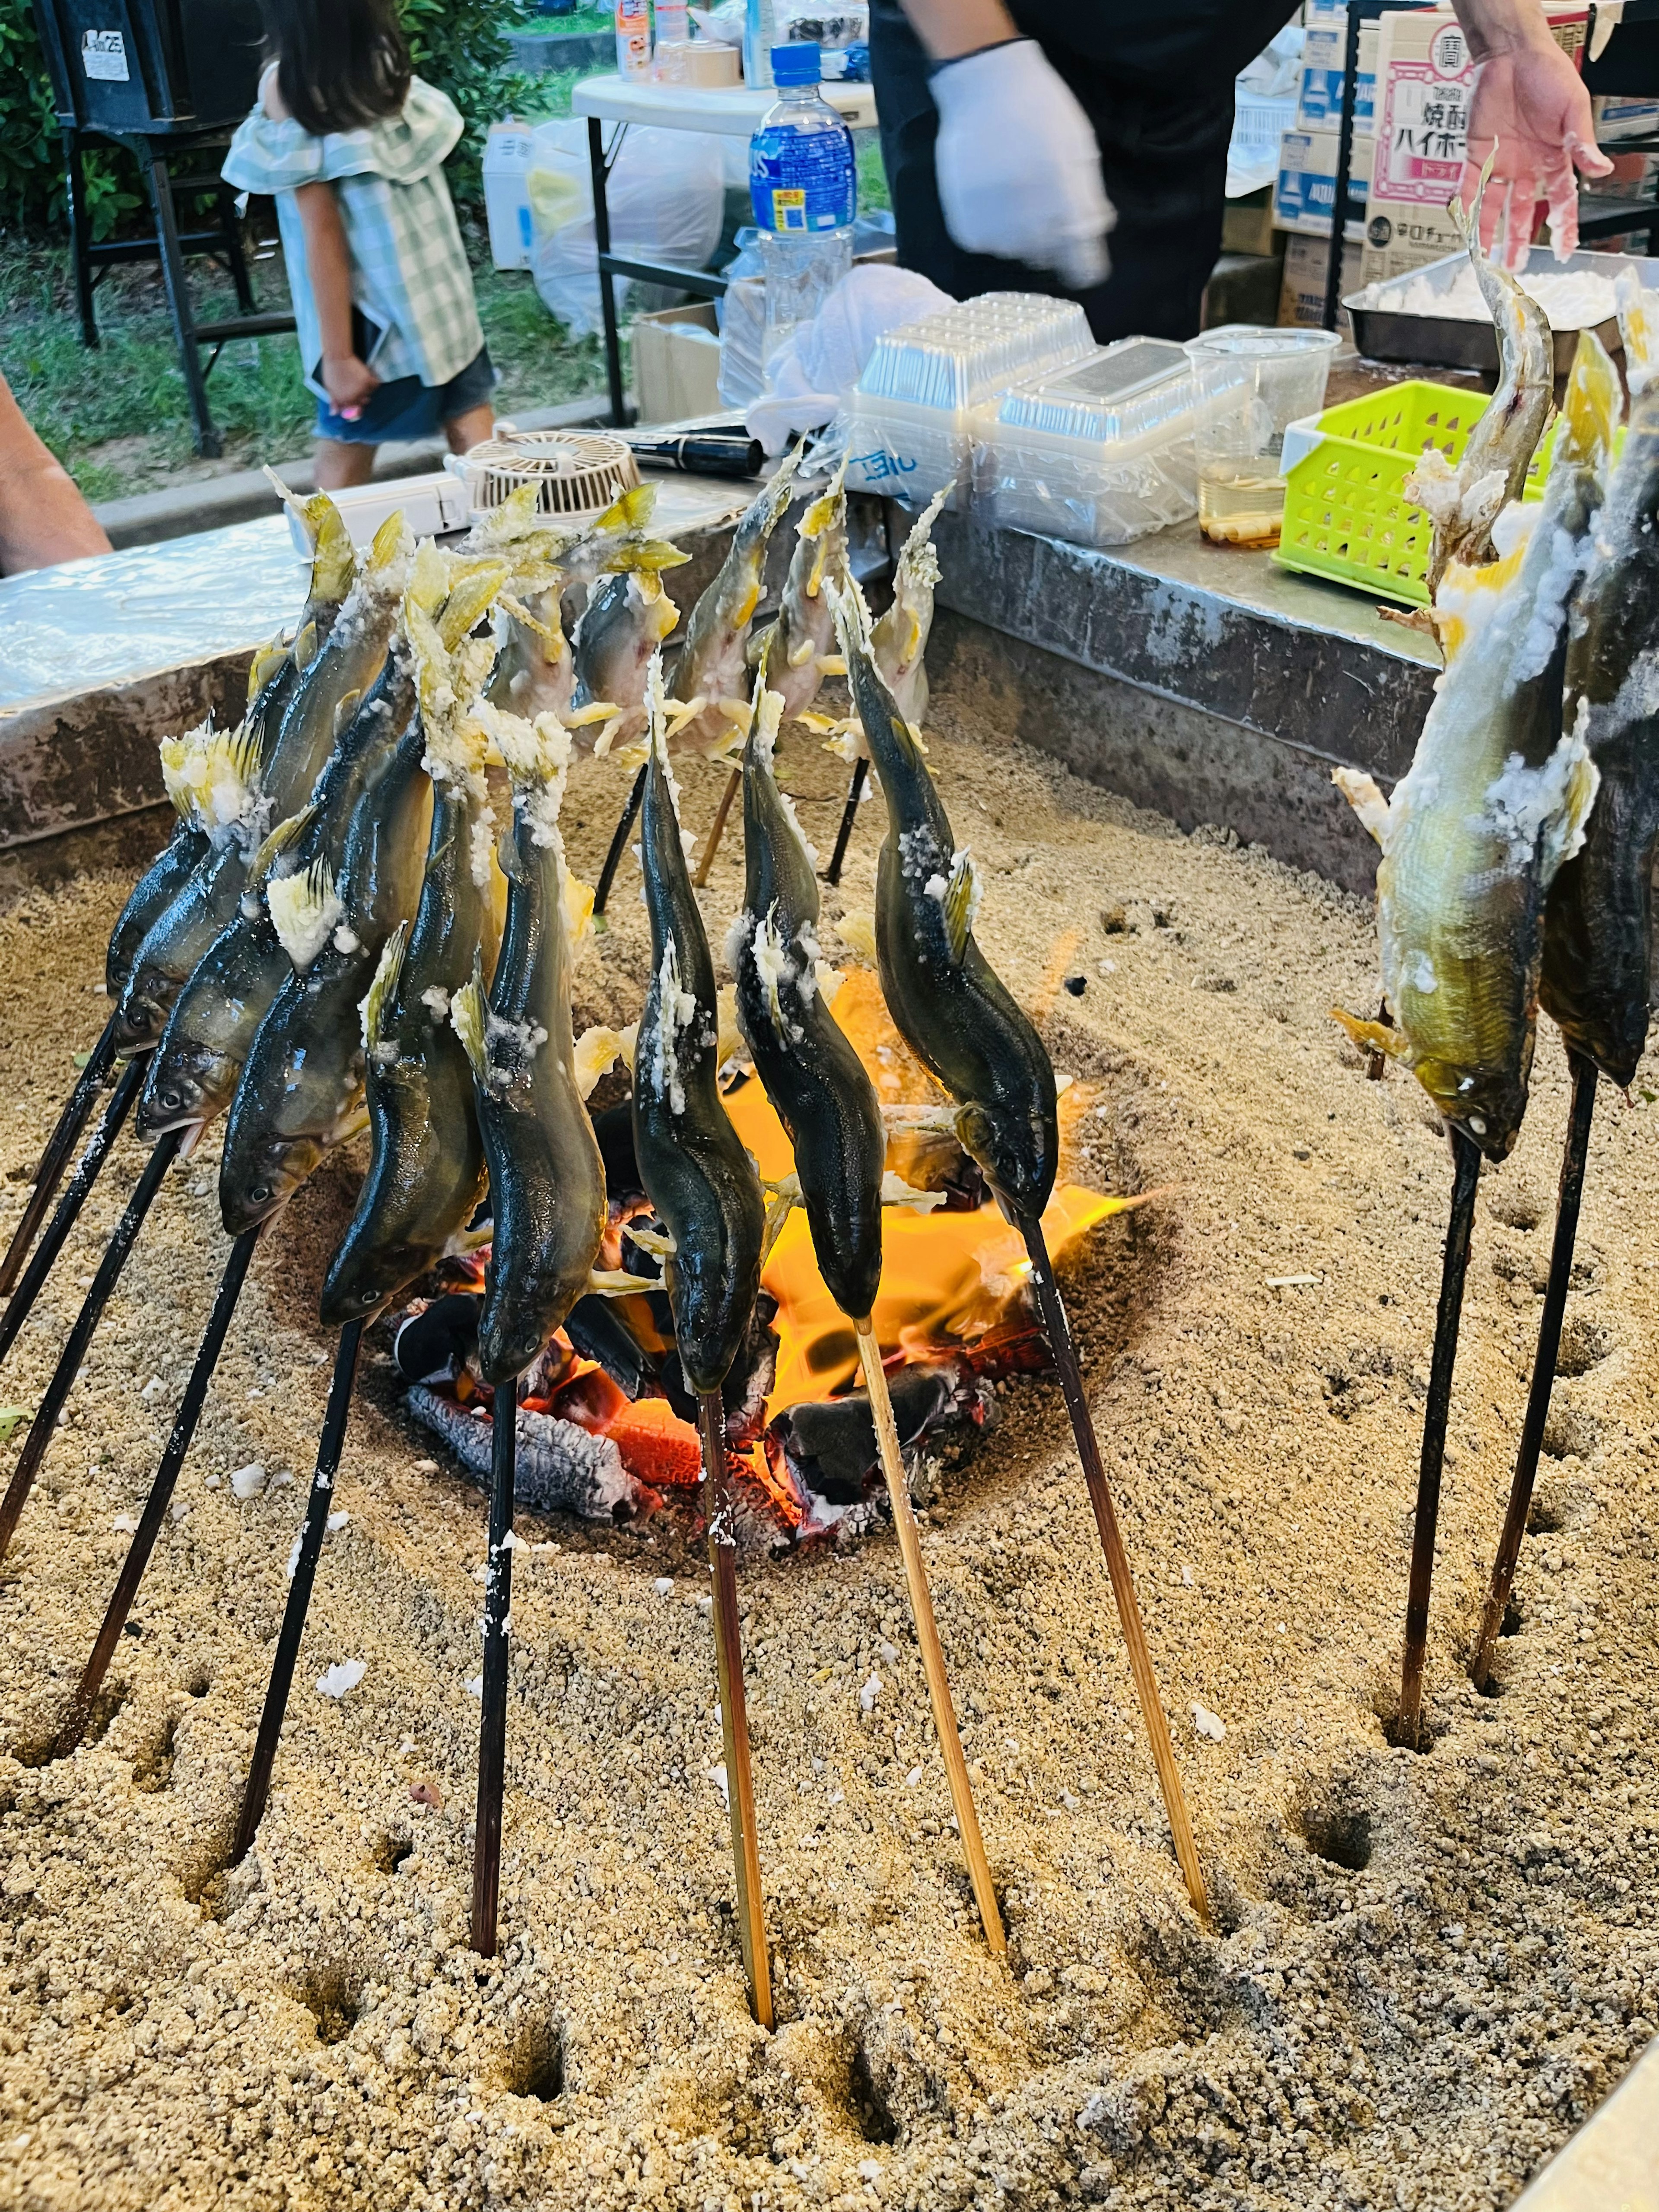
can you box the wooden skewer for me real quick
[823,756,868,887]
[1398,1126,1483,1747]
[471,1372,518,1956]
[232,1318,364,1864]
[693,767,743,889]
[1471,1055,1597,1691]
[55,1226,261,1760]
[855,1317,1004,1953]
[1019,1212,1210,1924]
[0,1054,145,1373]
[0,1125,184,1565]
[697,1388,773,2028]
[592,762,646,921]
[0,1013,121,1297]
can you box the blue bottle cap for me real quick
[770,41,822,84]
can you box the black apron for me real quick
[869,0,1298,343]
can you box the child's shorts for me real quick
[315,346,497,445]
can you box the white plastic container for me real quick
[843,293,1093,507]
[482,121,536,273]
[283,471,471,553]
[971,338,1200,548]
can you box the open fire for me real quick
[397,968,1133,1542]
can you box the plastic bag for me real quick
[747,262,955,454]
[528,121,725,339]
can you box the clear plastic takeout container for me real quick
[1184,323,1341,549]
[843,292,1093,506]
[971,337,1201,547]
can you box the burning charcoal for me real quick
[406,1385,661,1523]
[767,1357,992,1510]
[394,1293,483,1384]
[564,1293,658,1401]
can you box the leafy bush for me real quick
[0,0,541,238]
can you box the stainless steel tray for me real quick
[1344,245,1652,376]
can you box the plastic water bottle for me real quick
[749,44,855,366]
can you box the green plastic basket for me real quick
[1274,379,1551,608]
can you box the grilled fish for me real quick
[731,662,884,1322]
[1334,333,1618,1159]
[1539,278,1659,1087]
[320,575,514,1326]
[451,706,607,1382]
[1405,186,1555,600]
[667,452,799,760]
[830,578,1058,1226]
[114,511,407,1054]
[871,483,949,732]
[633,658,766,1393]
[751,463,848,730]
[569,565,681,755]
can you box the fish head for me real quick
[112,969,173,1055]
[955,1101,1059,1225]
[319,1235,432,1329]
[1410,1056,1525,1163]
[136,1042,228,1140]
[219,1130,326,1234]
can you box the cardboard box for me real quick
[1274,128,1373,237]
[1278,229,1361,330]
[1222,188,1277,257]
[632,302,723,425]
[1593,95,1659,145]
[1297,19,1379,131]
[482,121,536,273]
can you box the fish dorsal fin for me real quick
[596,481,657,534]
[450,952,490,1082]
[292,618,321,674]
[607,536,690,574]
[267,854,343,970]
[564,865,595,944]
[940,849,982,963]
[439,562,509,651]
[159,718,264,838]
[362,920,408,1058]
[247,637,289,703]
[332,687,362,741]
[499,590,563,648]
[1559,327,1621,471]
[248,802,317,887]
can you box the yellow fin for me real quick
[439,562,509,651]
[1560,328,1621,472]
[1331,1007,1408,1061]
[573,1024,624,1100]
[267,855,343,970]
[835,909,877,963]
[406,538,450,616]
[586,1268,665,1297]
[368,510,408,570]
[450,955,489,1083]
[332,687,362,741]
[248,803,316,887]
[292,619,320,674]
[564,868,595,945]
[247,638,289,702]
[607,536,690,573]
[361,922,408,1058]
[941,849,981,963]
[596,482,657,533]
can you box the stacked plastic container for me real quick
[841,294,1094,507]
[972,337,1201,547]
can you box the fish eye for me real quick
[361,1289,378,1306]
[249,1183,272,1206]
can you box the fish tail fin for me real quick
[450,952,490,1083]
[942,849,982,962]
[573,1023,624,1100]
[1616,267,1659,395]
[608,536,690,573]
[361,920,408,1058]
[1331,1007,1408,1061]
[267,472,354,604]
[406,538,451,619]
[1332,768,1392,846]
[1559,328,1621,473]
[597,481,658,534]
[563,865,595,944]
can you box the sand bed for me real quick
[0,712,1655,2212]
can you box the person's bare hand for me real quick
[322,352,381,420]
[1461,39,1612,267]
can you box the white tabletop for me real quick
[573,70,877,137]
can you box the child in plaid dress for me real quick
[223,0,494,490]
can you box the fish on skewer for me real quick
[828,571,1210,1925]
[1404,179,1555,607]
[666,451,800,761]
[750,462,849,732]
[215,555,486,1234]
[1539,276,1659,1088]
[114,512,410,1055]
[450,709,608,1382]
[729,654,1004,1951]
[568,564,682,756]
[632,653,772,2022]
[137,550,503,1144]
[1333,332,1619,1161]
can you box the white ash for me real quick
[406,1386,660,1523]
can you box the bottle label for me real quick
[750,123,855,232]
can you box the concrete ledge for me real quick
[90,396,612,551]
[1512,2035,1658,2210]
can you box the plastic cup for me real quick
[1184,324,1341,550]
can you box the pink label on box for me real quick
[1376,25,1473,204]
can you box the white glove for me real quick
[930,39,1115,292]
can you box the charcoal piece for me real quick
[591,1101,643,1201]
[564,1293,658,1400]
[406,1386,661,1522]
[769,1357,989,1506]
[394,1292,482,1383]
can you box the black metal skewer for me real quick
[699,1389,773,2028]
[1018,1211,1210,1923]
[0,1014,121,1297]
[232,1318,363,1864]
[0,1125,184,1564]
[1398,1126,1484,1746]
[54,1227,261,1760]
[823,756,867,887]
[471,1372,517,1957]
[592,763,647,920]
[0,1056,145,1373]
[1471,1055,1598,1691]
